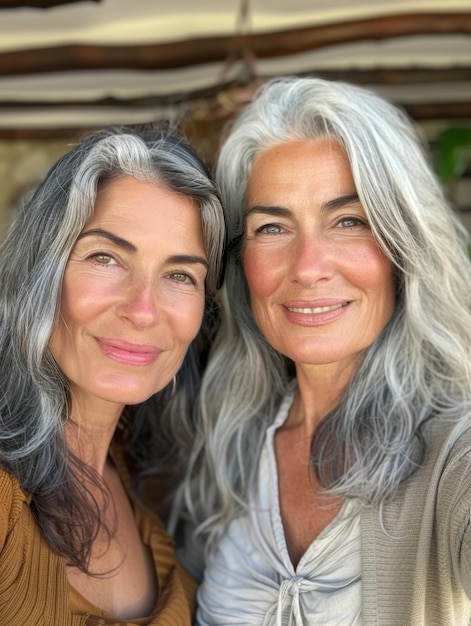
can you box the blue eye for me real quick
[339,217,365,228]
[257,224,283,234]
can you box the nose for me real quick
[118,279,160,328]
[288,232,334,286]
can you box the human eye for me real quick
[168,271,200,286]
[89,253,117,266]
[167,267,207,291]
[338,216,368,229]
[256,223,285,235]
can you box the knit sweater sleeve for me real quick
[439,442,471,599]
[0,469,24,549]
[459,513,471,597]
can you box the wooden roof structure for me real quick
[0,0,469,141]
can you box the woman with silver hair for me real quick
[177,78,471,624]
[0,124,225,625]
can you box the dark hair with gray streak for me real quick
[0,124,225,571]
[177,77,471,549]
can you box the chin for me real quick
[99,382,164,407]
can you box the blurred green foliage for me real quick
[434,126,471,183]
[433,125,471,256]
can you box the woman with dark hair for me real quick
[177,78,471,624]
[0,125,225,625]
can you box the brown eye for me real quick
[91,254,115,265]
[170,272,194,284]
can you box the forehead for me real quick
[251,138,348,170]
[88,175,197,221]
[77,175,205,251]
[247,139,355,205]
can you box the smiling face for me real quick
[243,139,395,379]
[49,175,208,417]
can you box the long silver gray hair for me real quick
[0,124,225,571]
[179,77,471,547]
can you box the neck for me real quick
[287,361,356,436]
[65,400,124,476]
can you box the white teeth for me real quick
[287,303,346,314]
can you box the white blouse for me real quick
[196,392,362,626]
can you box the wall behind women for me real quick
[0,138,74,238]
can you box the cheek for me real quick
[359,249,396,317]
[49,288,76,353]
[48,319,66,355]
[243,247,281,299]
[49,274,77,365]
[48,315,75,379]
[54,292,97,342]
[59,270,108,324]
[174,296,206,342]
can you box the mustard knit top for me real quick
[0,449,196,626]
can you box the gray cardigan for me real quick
[361,418,471,625]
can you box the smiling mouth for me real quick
[98,339,160,365]
[286,303,349,314]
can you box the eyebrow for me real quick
[77,228,208,269]
[321,193,360,213]
[245,206,292,219]
[77,228,136,251]
[245,193,361,218]
[167,254,209,270]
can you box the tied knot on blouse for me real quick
[266,575,314,626]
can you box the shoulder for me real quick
[424,417,471,473]
[383,418,471,526]
[426,419,471,599]
[420,418,471,534]
[0,468,27,549]
[371,418,471,601]
[417,416,471,496]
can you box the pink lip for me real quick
[97,338,161,366]
[282,299,351,326]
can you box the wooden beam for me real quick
[404,102,471,119]
[0,67,470,109]
[299,67,471,87]
[0,12,469,75]
[0,128,87,139]
[0,0,99,7]
[0,100,468,141]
